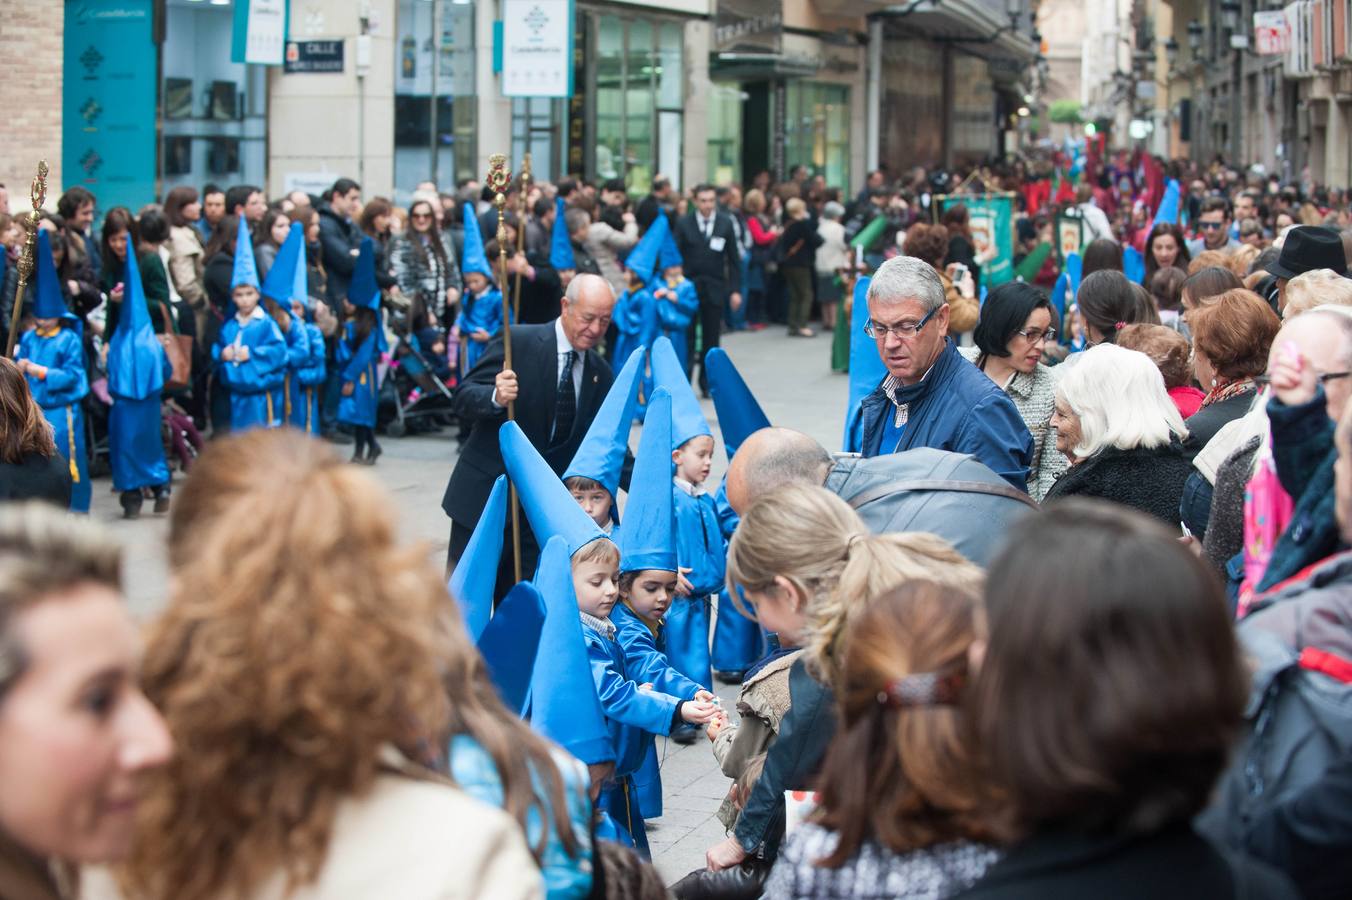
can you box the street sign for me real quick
[284,40,345,74]
[501,0,574,98]
[1255,10,1292,55]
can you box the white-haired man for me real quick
[857,255,1033,489]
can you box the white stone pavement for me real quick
[94,324,850,883]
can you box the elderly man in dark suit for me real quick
[443,273,618,585]
[675,184,743,394]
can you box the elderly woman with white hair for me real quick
[1043,344,1193,523]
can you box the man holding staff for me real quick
[442,273,619,594]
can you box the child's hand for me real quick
[680,700,719,725]
[705,710,729,741]
[341,382,355,397]
[694,689,715,702]
[675,567,694,597]
[220,345,236,362]
[472,329,491,343]
[637,683,654,693]
[236,345,250,362]
[432,341,445,355]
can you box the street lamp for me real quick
[1187,20,1204,60]
[1220,0,1241,32]
[1165,36,1180,69]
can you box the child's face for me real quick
[570,487,613,527]
[233,285,260,316]
[291,299,307,319]
[672,435,715,486]
[625,569,677,621]
[342,300,357,317]
[572,556,619,618]
[464,272,488,294]
[34,317,59,331]
[663,265,683,281]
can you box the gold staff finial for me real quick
[6,159,50,358]
[487,152,522,583]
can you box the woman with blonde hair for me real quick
[705,482,984,873]
[0,503,172,900]
[93,430,548,900]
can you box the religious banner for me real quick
[936,193,1016,287]
[501,0,574,98]
[1055,209,1086,267]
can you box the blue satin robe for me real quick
[582,616,681,859]
[613,285,659,416]
[668,482,727,689]
[291,321,326,435]
[456,287,504,373]
[611,602,702,819]
[336,322,380,428]
[273,313,311,429]
[109,351,172,492]
[653,277,699,372]
[213,314,288,431]
[711,478,764,673]
[18,327,90,512]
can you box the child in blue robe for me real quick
[455,201,503,374]
[652,228,699,372]
[338,236,385,464]
[613,215,668,415]
[16,230,90,512]
[213,214,287,431]
[563,345,644,541]
[107,250,172,518]
[651,339,727,742]
[258,221,314,431]
[290,298,326,435]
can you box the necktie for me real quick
[553,349,577,443]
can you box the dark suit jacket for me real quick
[674,211,742,294]
[443,321,614,532]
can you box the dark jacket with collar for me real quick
[443,321,614,533]
[1256,389,1344,593]
[957,824,1298,900]
[317,202,360,306]
[859,339,1033,490]
[675,211,741,293]
[1042,442,1192,525]
[1182,390,1258,460]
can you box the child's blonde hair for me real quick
[727,483,984,686]
[573,536,620,569]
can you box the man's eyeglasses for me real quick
[1017,327,1056,345]
[1197,220,1226,231]
[864,305,940,340]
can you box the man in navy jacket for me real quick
[857,255,1033,489]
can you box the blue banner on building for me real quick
[63,0,157,218]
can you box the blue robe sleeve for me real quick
[586,633,680,736]
[955,394,1034,491]
[614,289,640,336]
[674,491,728,597]
[41,331,87,396]
[284,318,310,370]
[617,625,702,701]
[298,324,327,385]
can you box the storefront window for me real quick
[951,54,995,167]
[161,1,267,196]
[707,84,744,186]
[512,98,564,183]
[393,0,476,203]
[784,82,850,190]
[881,37,943,170]
[586,12,684,193]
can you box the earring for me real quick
[1211,377,1218,387]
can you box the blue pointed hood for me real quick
[1122,245,1145,285]
[107,250,165,401]
[230,213,259,289]
[1154,179,1181,226]
[650,336,711,450]
[549,198,575,271]
[292,227,311,308]
[563,346,644,521]
[261,222,304,306]
[618,388,677,574]
[476,581,547,715]
[348,236,380,310]
[658,220,682,271]
[32,229,69,320]
[500,421,605,556]
[529,536,613,764]
[844,276,887,452]
[705,347,769,459]
[626,214,669,283]
[461,202,493,278]
[448,475,508,642]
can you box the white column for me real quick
[866,17,882,174]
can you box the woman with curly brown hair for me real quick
[0,358,71,506]
[902,223,978,335]
[87,430,547,900]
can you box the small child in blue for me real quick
[213,282,288,430]
[337,302,382,464]
[456,269,504,373]
[653,228,699,372]
[289,296,326,435]
[571,537,717,859]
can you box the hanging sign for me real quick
[232,0,288,66]
[501,0,574,98]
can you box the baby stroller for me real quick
[379,325,457,438]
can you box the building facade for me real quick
[2,0,1041,211]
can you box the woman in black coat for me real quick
[0,358,71,507]
[964,501,1299,900]
[1044,343,1193,525]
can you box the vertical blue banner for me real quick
[63,0,157,217]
